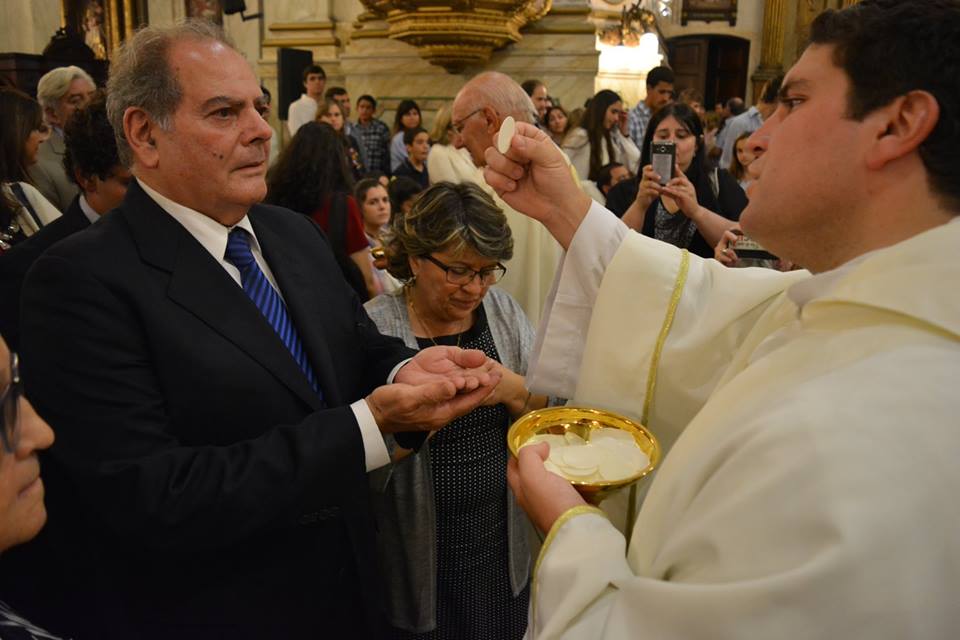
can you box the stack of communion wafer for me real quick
[520,428,649,483]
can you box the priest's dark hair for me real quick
[809,0,960,210]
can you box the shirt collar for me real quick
[136,178,259,262]
[78,194,100,224]
[786,260,857,309]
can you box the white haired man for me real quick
[28,66,96,211]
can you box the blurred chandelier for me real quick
[359,0,552,73]
[599,0,669,47]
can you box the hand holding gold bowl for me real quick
[507,406,660,505]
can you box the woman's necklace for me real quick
[407,291,465,348]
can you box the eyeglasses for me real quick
[422,254,506,286]
[1,351,22,454]
[450,109,482,135]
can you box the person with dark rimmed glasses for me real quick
[0,337,63,638]
[364,182,549,639]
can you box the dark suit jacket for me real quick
[6,180,413,639]
[0,195,91,351]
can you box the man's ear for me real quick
[123,106,161,169]
[43,105,59,128]
[74,169,97,194]
[483,106,500,134]
[865,90,940,171]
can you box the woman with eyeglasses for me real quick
[364,182,545,639]
[0,89,62,252]
[0,337,62,637]
[562,89,640,183]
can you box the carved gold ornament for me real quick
[359,0,552,73]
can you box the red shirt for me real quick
[310,194,369,255]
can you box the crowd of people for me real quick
[0,0,958,637]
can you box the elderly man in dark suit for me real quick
[4,20,498,639]
[0,94,131,351]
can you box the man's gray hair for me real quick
[37,66,95,110]
[106,19,236,166]
[459,72,537,124]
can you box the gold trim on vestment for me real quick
[531,505,608,637]
[529,248,691,635]
[624,248,690,547]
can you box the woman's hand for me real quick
[481,363,546,417]
[660,162,701,219]
[636,164,662,209]
[715,226,742,267]
[618,109,630,136]
[623,164,663,231]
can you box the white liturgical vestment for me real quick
[525,203,960,639]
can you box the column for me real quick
[750,0,787,103]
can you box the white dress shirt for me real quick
[137,179,391,471]
[287,94,318,136]
[78,194,101,225]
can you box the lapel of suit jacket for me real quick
[122,181,324,411]
[251,211,343,406]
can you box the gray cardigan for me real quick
[364,286,535,633]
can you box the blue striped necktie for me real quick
[224,227,322,400]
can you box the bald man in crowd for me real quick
[438,71,562,325]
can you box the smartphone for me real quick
[650,141,675,186]
[731,230,778,260]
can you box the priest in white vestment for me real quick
[480,2,960,638]
[446,72,564,326]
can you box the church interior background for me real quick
[0,0,860,150]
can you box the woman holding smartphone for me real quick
[606,103,747,258]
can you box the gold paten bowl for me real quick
[507,406,661,505]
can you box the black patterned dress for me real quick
[393,306,529,640]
